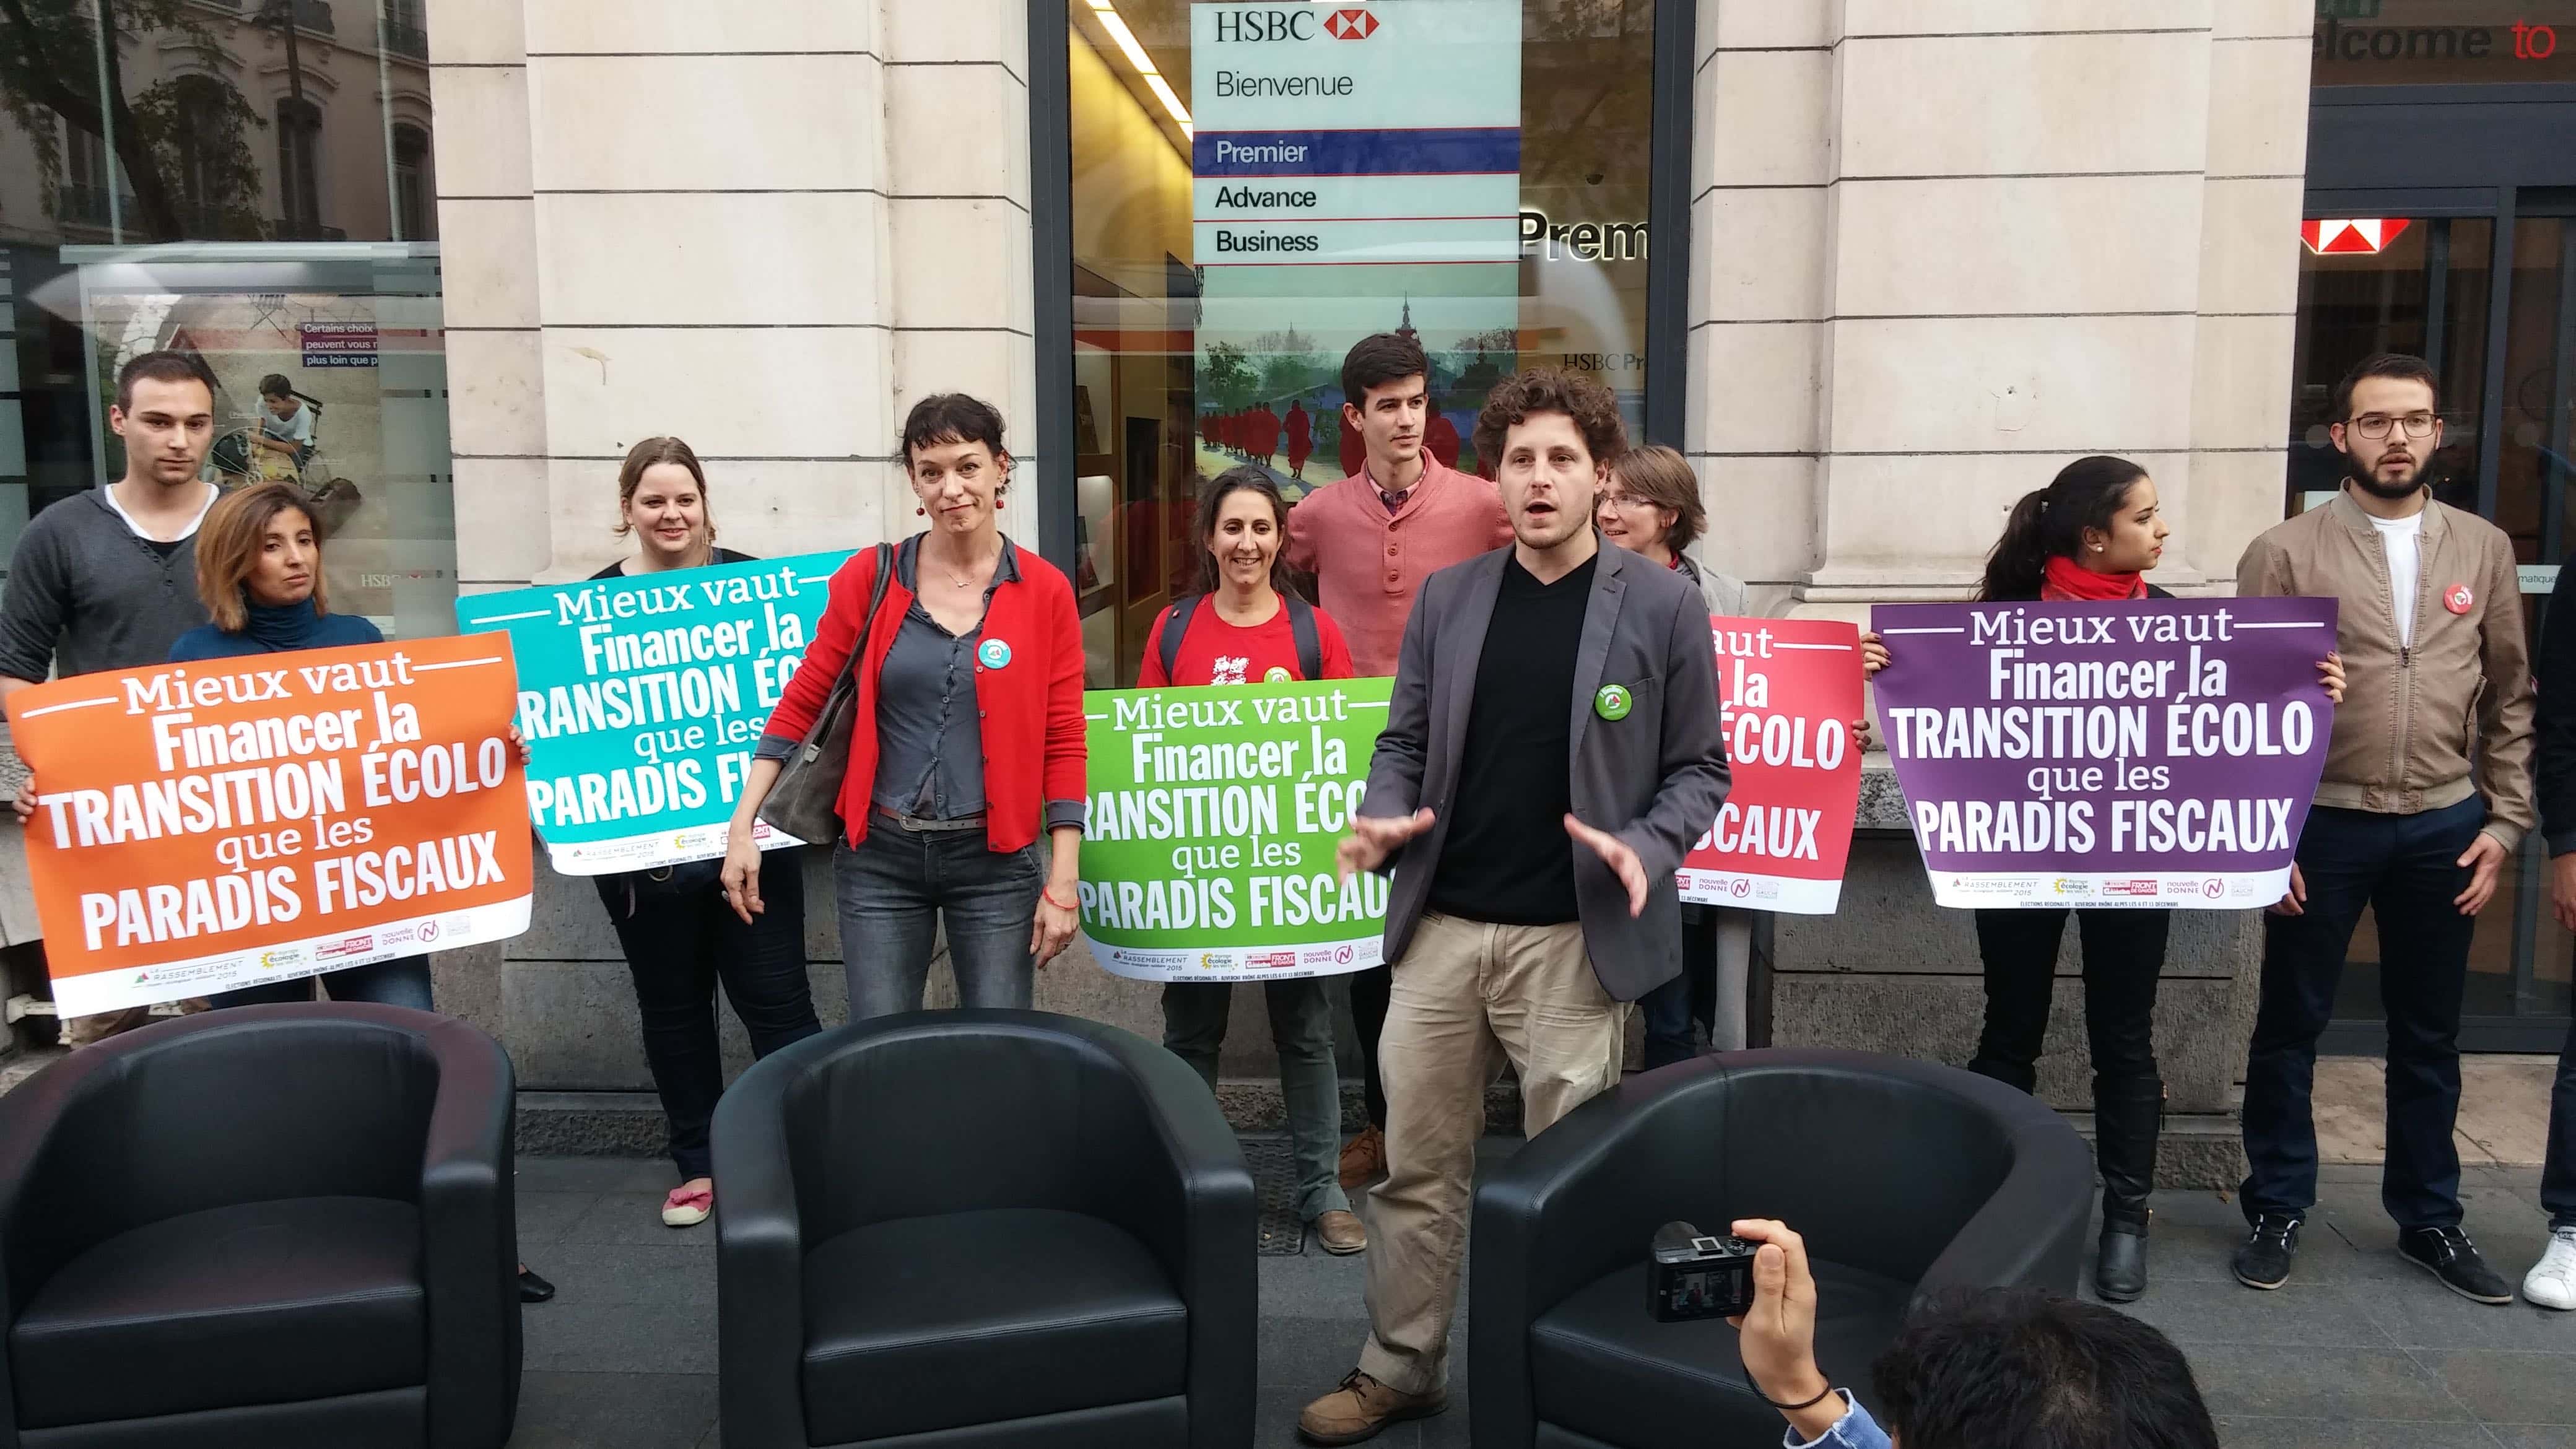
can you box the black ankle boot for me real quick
[2092,1077,2163,1303]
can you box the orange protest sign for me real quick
[5,635,533,1014]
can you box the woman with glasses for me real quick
[1595,443,1747,617]
[1860,456,2344,1302]
[1593,445,1762,1072]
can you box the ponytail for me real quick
[1975,455,2150,602]
[1980,490,2056,603]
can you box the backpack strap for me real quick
[1286,596,1322,682]
[1158,594,1202,682]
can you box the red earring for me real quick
[916,506,925,516]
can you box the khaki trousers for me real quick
[1356,910,1622,1394]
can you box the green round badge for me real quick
[1594,684,1632,721]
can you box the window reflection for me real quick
[0,1,455,640]
[1064,0,1662,686]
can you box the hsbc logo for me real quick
[1212,7,1375,43]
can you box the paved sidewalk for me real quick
[504,1147,2576,1449]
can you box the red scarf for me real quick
[2040,555,2146,602]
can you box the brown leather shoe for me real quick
[1297,1370,1445,1445]
[1336,1124,1384,1190]
[1314,1209,1368,1255]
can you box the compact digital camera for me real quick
[1648,1221,1759,1322]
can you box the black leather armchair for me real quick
[0,1003,520,1449]
[1472,1047,2095,1449]
[714,1009,1257,1449]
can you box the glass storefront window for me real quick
[2311,1,2576,86]
[2289,202,2576,1035]
[0,0,454,641]
[1061,0,1663,686]
[2285,215,2493,518]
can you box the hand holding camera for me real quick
[1723,1219,1845,1442]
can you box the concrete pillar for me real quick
[1687,0,2314,1182]
[427,0,1108,1103]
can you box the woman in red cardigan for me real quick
[720,394,1085,1017]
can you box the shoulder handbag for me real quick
[758,542,894,845]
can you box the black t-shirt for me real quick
[589,545,753,581]
[1427,552,1596,925]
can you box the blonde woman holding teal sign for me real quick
[1138,466,1367,1256]
[591,437,820,1229]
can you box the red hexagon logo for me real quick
[1326,8,1378,39]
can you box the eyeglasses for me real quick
[2351,412,2438,440]
[1597,492,1658,511]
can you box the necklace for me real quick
[931,544,998,591]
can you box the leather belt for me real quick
[874,805,987,833]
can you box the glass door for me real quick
[2291,197,2576,1052]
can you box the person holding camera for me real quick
[1728,1219,2219,1448]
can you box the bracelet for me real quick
[1042,886,1078,911]
[1759,1381,1839,1413]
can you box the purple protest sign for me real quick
[1870,595,2339,909]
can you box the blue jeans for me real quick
[1162,977,1351,1221]
[2546,1008,2576,1229]
[1638,906,1758,1067]
[2240,797,2482,1229]
[214,954,435,1011]
[834,823,1042,1019]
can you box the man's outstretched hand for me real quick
[1336,807,1435,879]
[1564,814,1648,916]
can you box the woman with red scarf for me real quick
[1861,456,2344,1305]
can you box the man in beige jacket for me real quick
[2230,352,2534,1305]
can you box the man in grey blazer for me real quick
[1297,370,1730,1445]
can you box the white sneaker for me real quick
[2523,1225,2576,1310]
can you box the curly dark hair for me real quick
[1471,368,1625,475]
[1872,1288,2217,1449]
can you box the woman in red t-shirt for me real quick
[1135,468,1365,1255]
[1138,474,1355,688]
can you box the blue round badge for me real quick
[978,639,1012,669]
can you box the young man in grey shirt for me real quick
[2,350,221,1044]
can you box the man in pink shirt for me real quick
[1286,331,1512,1190]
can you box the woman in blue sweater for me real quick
[172,482,422,1008]
[168,483,557,1303]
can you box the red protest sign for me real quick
[1677,616,1864,913]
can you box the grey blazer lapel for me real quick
[1438,552,1507,775]
[1570,546,1629,759]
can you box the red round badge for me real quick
[2443,583,2474,615]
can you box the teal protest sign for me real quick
[1079,677,1393,983]
[455,550,850,872]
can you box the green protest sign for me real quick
[454,550,850,872]
[1079,677,1393,981]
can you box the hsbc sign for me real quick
[1210,6,1378,44]
[1214,9,1311,43]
